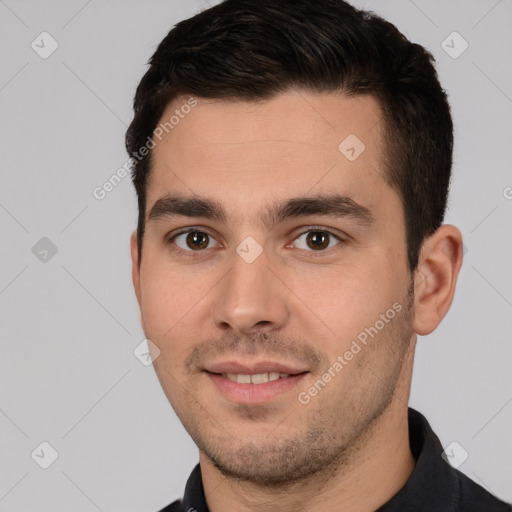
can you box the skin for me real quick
[131,90,463,511]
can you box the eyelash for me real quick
[166,226,346,258]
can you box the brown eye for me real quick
[172,230,216,252]
[186,231,209,250]
[293,229,342,252]
[306,231,330,250]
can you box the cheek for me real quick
[139,258,218,350]
[296,263,405,349]
[139,275,192,379]
[139,260,192,337]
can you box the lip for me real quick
[204,362,309,405]
[204,360,308,375]
[203,359,310,404]
[205,370,308,405]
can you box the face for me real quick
[131,90,415,486]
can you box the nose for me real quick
[211,246,290,335]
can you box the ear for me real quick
[413,224,464,335]
[130,230,142,307]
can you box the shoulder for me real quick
[456,468,511,511]
[156,463,204,512]
[157,499,184,512]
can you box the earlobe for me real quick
[412,224,464,335]
[130,230,142,307]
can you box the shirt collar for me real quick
[377,407,459,510]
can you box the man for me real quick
[126,0,511,510]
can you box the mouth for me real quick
[203,361,309,404]
[221,371,293,384]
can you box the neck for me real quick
[201,342,417,512]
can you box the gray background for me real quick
[0,0,511,510]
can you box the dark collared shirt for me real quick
[159,408,511,511]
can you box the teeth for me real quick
[238,374,251,384]
[224,372,291,384]
[251,373,268,384]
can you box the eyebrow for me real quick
[147,193,375,229]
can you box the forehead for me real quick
[147,90,393,223]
